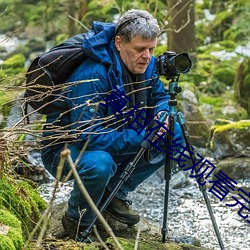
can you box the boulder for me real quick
[42,201,212,250]
[213,157,250,180]
[179,100,211,148]
[209,120,250,160]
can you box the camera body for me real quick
[156,51,192,79]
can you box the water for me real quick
[38,170,250,250]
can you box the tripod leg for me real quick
[82,112,169,241]
[177,112,225,250]
[162,114,175,243]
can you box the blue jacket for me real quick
[44,21,170,156]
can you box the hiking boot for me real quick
[61,213,97,243]
[105,196,140,225]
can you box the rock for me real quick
[179,100,211,148]
[209,120,250,160]
[170,170,190,189]
[181,89,199,105]
[213,157,250,180]
[44,201,212,250]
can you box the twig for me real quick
[61,148,124,250]
[22,154,65,249]
[93,225,110,250]
[134,220,142,250]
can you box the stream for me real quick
[38,166,250,250]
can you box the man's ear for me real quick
[115,36,122,51]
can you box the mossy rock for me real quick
[0,209,24,250]
[0,174,47,239]
[199,92,249,122]
[209,120,250,160]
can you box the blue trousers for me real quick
[41,123,184,226]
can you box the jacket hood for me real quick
[82,21,116,65]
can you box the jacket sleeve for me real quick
[65,61,145,156]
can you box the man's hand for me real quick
[154,111,169,139]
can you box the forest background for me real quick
[0,0,250,249]
[0,0,250,124]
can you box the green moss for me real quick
[0,209,21,229]
[199,95,224,107]
[213,67,235,86]
[0,175,47,239]
[0,209,24,249]
[105,237,206,250]
[212,120,250,133]
[1,54,25,69]
[7,228,24,249]
[0,235,16,250]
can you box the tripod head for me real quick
[156,51,192,100]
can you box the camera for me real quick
[156,51,192,79]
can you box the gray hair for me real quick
[115,9,160,43]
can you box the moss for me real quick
[7,228,24,249]
[199,95,224,107]
[0,235,16,250]
[0,209,21,229]
[0,175,47,239]
[213,67,235,86]
[1,54,25,69]
[212,120,250,133]
[0,209,24,249]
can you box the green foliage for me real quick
[196,0,250,47]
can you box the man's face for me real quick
[115,35,157,74]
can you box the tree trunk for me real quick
[167,0,196,62]
[78,0,88,20]
[67,0,77,36]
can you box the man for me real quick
[41,9,184,241]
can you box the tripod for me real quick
[82,77,225,249]
[81,111,168,241]
[161,76,225,249]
